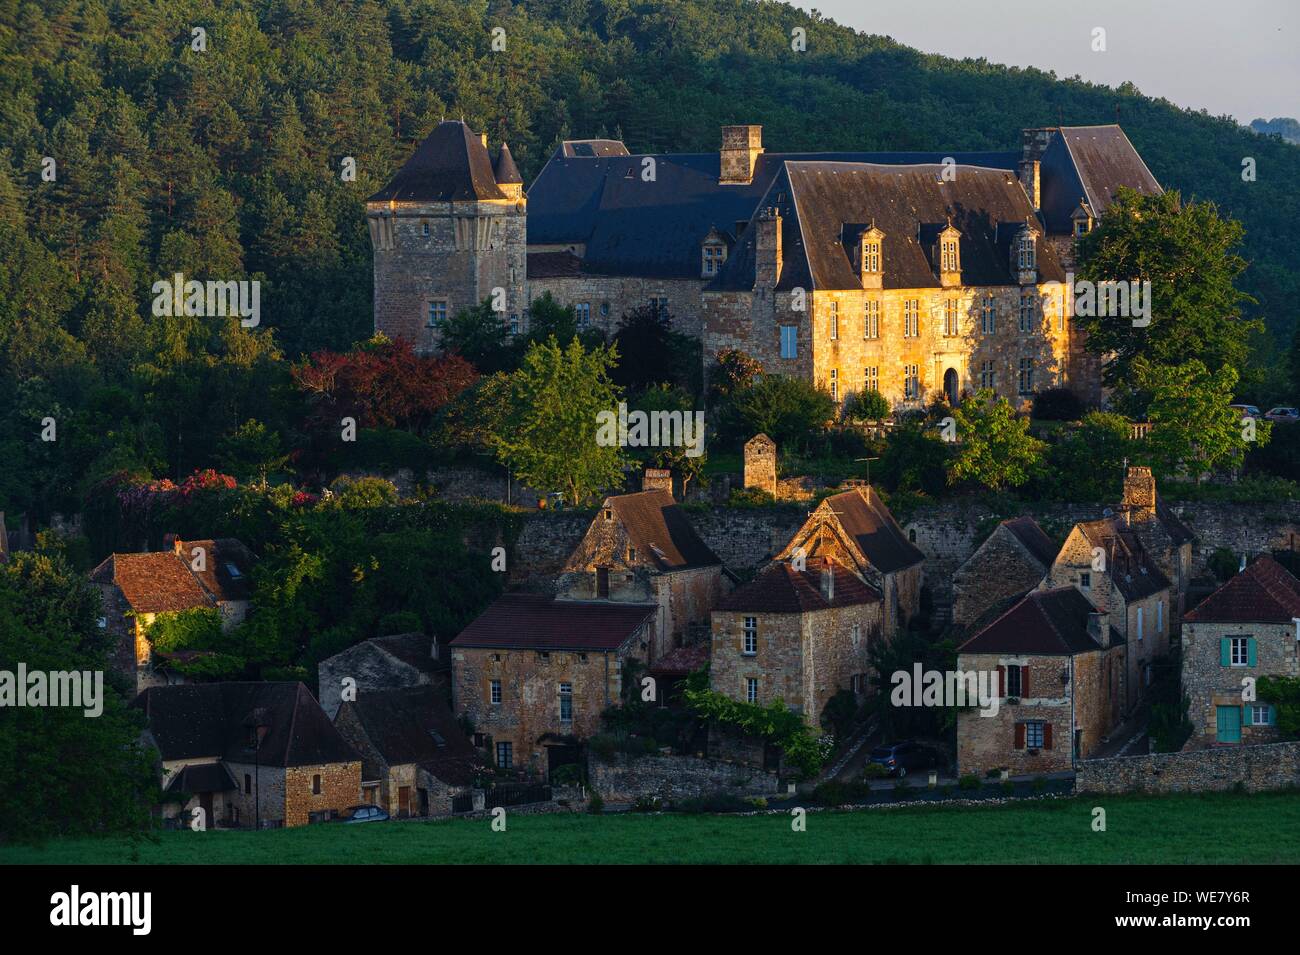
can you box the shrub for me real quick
[1000,780,1016,796]
[377,611,421,635]
[673,791,753,814]
[587,792,604,814]
[1031,776,1049,794]
[844,388,891,422]
[728,486,775,508]
[1208,546,1241,582]
[746,796,768,810]
[862,762,888,779]
[958,774,981,790]
[1032,387,1085,421]
[812,781,847,806]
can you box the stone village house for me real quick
[369,120,1159,410]
[91,537,254,692]
[952,516,1057,630]
[556,489,730,660]
[318,631,445,720]
[957,587,1126,776]
[1181,556,1300,749]
[333,685,482,817]
[449,594,658,778]
[710,556,881,729]
[137,682,360,829]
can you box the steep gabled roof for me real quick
[607,489,720,572]
[368,120,506,202]
[90,552,212,615]
[1184,556,1300,624]
[164,762,238,795]
[1001,517,1057,569]
[138,682,358,767]
[178,538,254,603]
[716,557,880,614]
[340,685,480,786]
[814,486,925,575]
[450,594,655,652]
[1074,517,1171,602]
[1039,126,1160,234]
[959,586,1118,655]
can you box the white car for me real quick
[1265,407,1299,423]
[1229,403,1262,419]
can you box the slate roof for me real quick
[90,552,211,615]
[493,143,522,184]
[177,538,253,603]
[368,120,506,203]
[817,486,925,575]
[1076,517,1171,602]
[1038,126,1160,234]
[555,139,631,158]
[137,682,358,768]
[451,594,655,651]
[716,557,880,613]
[1155,498,1195,546]
[164,762,238,794]
[1184,556,1300,624]
[368,632,441,673]
[527,250,585,278]
[959,586,1120,655]
[1001,517,1057,569]
[339,685,480,786]
[607,489,721,572]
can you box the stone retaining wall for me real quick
[1076,740,1300,794]
[589,752,780,804]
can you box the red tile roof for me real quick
[959,587,1119,656]
[649,643,710,676]
[1184,556,1300,624]
[91,552,212,615]
[177,538,253,603]
[717,557,880,614]
[450,594,656,651]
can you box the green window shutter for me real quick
[1220,638,1231,667]
[1244,706,1252,726]
[1247,638,1257,667]
[1268,705,1277,726]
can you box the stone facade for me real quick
[1077,740,1300,794]
[1182,618,1298,749]
[952,522,1051,629]
[588,752,779,805]
[743,433,778,496]
[529,275,708,339]
[317,634,444,719]
[221,760,361,828]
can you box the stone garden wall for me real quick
[1076,740,1300,794]
[589,752,780,804]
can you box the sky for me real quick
[795,0,1298,124]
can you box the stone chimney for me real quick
[1087,610,1109,644]
[820,561,835,603]
[642,468,673,495]
[755,208,783,288]
[1122,465,1157,517]
[164,533,182,554]
[1018,127,1056,211]
[720,125,763,185]
[479,131,488,148]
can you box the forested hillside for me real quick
[1,0,1298,519]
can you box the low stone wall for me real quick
[589,752,780,804]
[1076,740,1300,794]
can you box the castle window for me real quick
[559,682,573,723]
[743,617,757,655]
[830,368,838,401]
[829,301,839,340]
[312,774,322,795]
[575,302,591,328]
[650,296,669,316]
[702,243,726,276]
[941,239,959,273]
[421,220,430,237]
[746,678,759,704]
[979,360,994,390]
[864,300,879,339]
[903,300,919,338]
[780,325,797,359]
[903,364,919,399]
[851,623,861,646]
[509,314,519,336]
[1018,357,1034,395]
[1023,721,1045,749]
[943,299,958,337]
[864,366,878,392]
[427,300,448,328]
[490,679,502,704]
[1018,234,1037,271]
[1019,291,1035,333]
[496,741,513,768]
[863,241,880,273]
[981,295,996,334]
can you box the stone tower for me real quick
[367,121,527,352]
[743,433,777,497]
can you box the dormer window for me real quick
[863,240,880,273]
[702,242,726,277]
[941,239,958,272]
[857,226,884,290]
[1018,233,1037,271]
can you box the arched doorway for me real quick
[943,368,959,405]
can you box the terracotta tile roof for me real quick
[91,552,212,615]
[819,486,924,575]
[649,643,710,676]
[137,682,358,767]
[450,594,656,651]
[1184,556,1300,624]
[608,490,720,572]
[340,685,481,786]
[959,587,1120,656]
[717,557,880,614]
[1001,517,1056,569]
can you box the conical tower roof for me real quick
[368,120,506,202]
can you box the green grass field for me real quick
[5,792,1300,864]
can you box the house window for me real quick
[851,623,861,646]
[427,300,448,328]
[1018,235,1036,271]
[244,773,252,795]
[490,679,502,704]
[943,299,958,337]
[421,220,430,237]
[1249,704,1274,726]
[559,682,573,722]
[649,296,669,315]
[981,295,996,334]
[627,546,636,562]
[742,617,757,655]
[496,741,513,768]
[1006,665,1023,697]
[903,300,919,338]
[1024,720,1045,749]
[1079,571,1091,590]
[979,360,994,391]
[1019,291,1035,333]
[1018,357,1034,395]
[1137,607,1144,641]
[829,368,838,402]
[864,300,879,339]
[746,678,759,704]
[1157,600,1163,633]
[575,302,591,328]
[864,366,879,392]
[829,301,839,340]
[903,364,919,399]
[509,313,520,336]
[1230,637,1251,666]
[602,508,612,522]
[312,774,322,795]
[702,243,726,276]
[780,325,797,359]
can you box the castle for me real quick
[368,122,1161,409]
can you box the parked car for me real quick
[1229,403,1262,419]
[1265,406,1299,423]
[867,741,940,778]
[339,805,390,824]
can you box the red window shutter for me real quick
[1043,723,1053,749]
[1021,665,1030,697]
[998,666,1006,696]
[1014,723,1025,749]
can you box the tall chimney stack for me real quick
[720,125,763,185]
